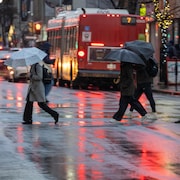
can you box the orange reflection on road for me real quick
[76,92,86,119]
[4,83,25,110]
[78,103,86,119]
[6,89,14,100]
[16,101,23,108]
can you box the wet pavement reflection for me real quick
[0,80,180,180]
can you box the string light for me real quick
[153,0,173,29]
[153,0,173,84]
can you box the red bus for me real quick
[47,8,147,89]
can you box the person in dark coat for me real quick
[22,62,59,124]
[167,40,177,58]
[113,62,148,121]
[40,42,55,102]
[42,60,54,101]
[128,66,156,119]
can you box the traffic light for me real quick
[140,4,146,16]
[28,22,34,33]
[34,22,42,34]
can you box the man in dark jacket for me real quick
[167,40,177,58]
[113,62,149,121]
[128,66,156,119]
[39,42,55,102]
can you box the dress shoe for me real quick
[113,114,121,121]
[54,113,59,124]
[174,120,180,123]
[22,120,32,124]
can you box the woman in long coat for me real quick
[22,62,59,124]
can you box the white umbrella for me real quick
[4,47,47,68]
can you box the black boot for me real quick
[23,101,33,124]
[113,112,121,121]
[22,120,32,124]
[174,120,180,123]
[53,112,59,124]
[38,102,59,124]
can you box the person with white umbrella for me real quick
[4,47,59,124]
[22,61,59,124]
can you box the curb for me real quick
[152,89,180,96]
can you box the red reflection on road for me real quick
[77,124,105,179]
[78,163,86,180]
[76,90,107,179]
[129,129,179,179]
[4,83,25,110]
[76,91,105,125]
[16,125,24,158]
[139,94,149,111]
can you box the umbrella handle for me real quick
[113,75,120,84]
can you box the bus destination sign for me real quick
[121,16,136,25]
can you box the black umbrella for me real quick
[124,40,154,61]
[104,48,146,66]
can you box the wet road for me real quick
[0,80,180,180]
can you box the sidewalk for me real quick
[152,84,180,95]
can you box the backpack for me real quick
[42,65,53,84]
[146,57,158,77]
[34,63,52,84]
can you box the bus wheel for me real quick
[71,82,79,89]
[54,79,57,86]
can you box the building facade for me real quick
[1,0,180,49]
[169,0,180,45]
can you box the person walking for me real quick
[112,62,149,122]
[128,66,157,119]
[40,42,55,102]
[42,60,54,102]
[167,40,177,58]
[22,62,59,124]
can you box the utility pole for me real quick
[28,0,36,46]
[0,0,6,47]
[72,0,86,10]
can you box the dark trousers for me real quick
[113,95,147,121]
[23,101,58,122]
[130,83,156,112]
